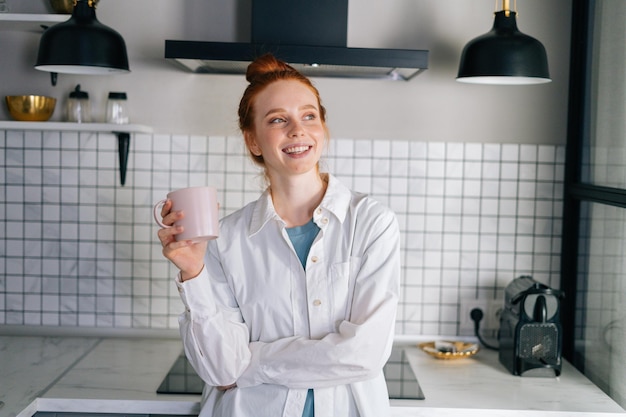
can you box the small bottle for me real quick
[106,92,130,124]
[66,84,91,123]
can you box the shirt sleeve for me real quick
[176,241,252,387]
[236,206,401,389]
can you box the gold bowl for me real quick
[418,341,480,360]
[49,0,75,14]
[5,95,57,122]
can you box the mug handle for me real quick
[153,199,171,228]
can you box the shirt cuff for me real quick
[234,341,265,388]
[175,266,220,317]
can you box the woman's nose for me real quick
[289,121,304,137]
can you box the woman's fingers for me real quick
[158,199,185,228]
[157,225,183,246]
[160,210,184,229]
[160,199,173,218]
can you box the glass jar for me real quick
[66,84,91,123]
[106,92,130,124]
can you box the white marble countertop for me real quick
[392,339,626,416]
[1,335,625,417]
[1,336,100,417]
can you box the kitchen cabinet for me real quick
[32,413,197,417]
[0,121,154,186]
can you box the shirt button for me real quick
[313,299,322,306]
[316,208,322,215]
[311,256,319,263]
[321,217,329,225]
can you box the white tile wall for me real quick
[0,130,564,336]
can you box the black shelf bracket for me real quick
[114,131,131,186]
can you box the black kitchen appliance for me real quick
[158,346,425,400]
[498,276,564,376]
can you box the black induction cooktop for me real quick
[383,347,426,400]
[157,346,425,400]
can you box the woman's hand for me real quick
[217,383,237,391]
[157,199,208,281]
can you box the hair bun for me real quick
[246,53,296,82]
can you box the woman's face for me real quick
[245,79,326,182]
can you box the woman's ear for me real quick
[244,131,262,156]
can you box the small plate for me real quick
[418,340,479,360]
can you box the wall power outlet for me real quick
[459,298,504,336]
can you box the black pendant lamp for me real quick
[35,0,130,75]
[457,0,550,85]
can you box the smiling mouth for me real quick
[283,145,312,155]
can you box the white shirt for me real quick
[176,174,400,417]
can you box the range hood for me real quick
[164,0,429,81]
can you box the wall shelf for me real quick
[0,121,154,186]
[0,121,152,133]
[0,13,69,31]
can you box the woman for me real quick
[157,54,400,417]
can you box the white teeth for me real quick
[284,145,310,154]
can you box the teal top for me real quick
[286,218,320,269]
[286,218,320,417]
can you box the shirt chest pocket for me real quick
[329,257,361,328]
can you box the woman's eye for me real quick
[303,113,317,121]
[269,117,286,124]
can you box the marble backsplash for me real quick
[0,129,564,336]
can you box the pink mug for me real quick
[153,186,219,243]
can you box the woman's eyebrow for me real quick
[264,104,318,118]
[264,108,286,117]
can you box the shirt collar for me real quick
[248,174,352,237]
